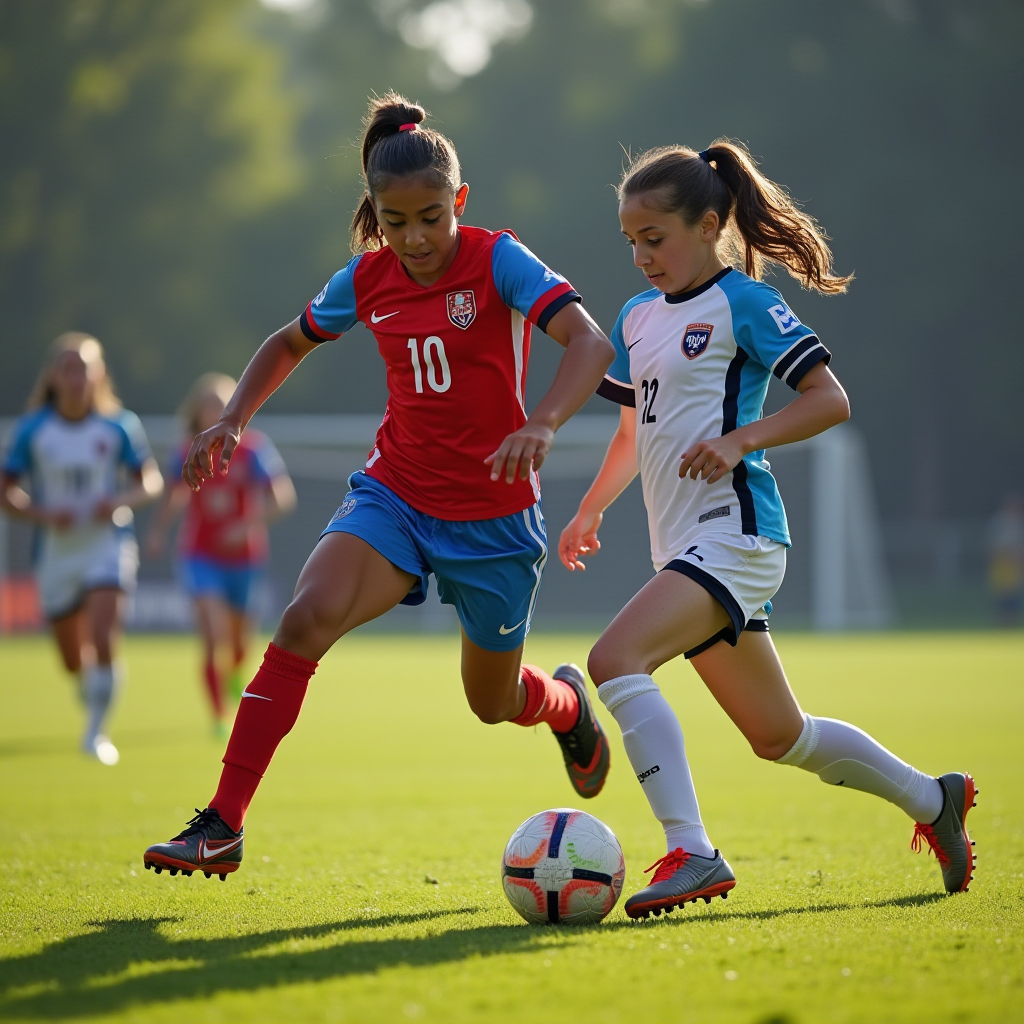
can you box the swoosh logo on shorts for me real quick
[370,310,400,323]
[241,691,272,701]
[499,618,527,635]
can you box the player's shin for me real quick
[597,674,715,858]
[209,643,316,831]
[775,713,944,823]
[83,661,122,743]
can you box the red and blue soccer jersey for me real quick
[299,225,580,520]
[170,431,287,564]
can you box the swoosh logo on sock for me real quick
[241,691,272,701]
[499,618,527,635]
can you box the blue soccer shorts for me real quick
[320,472,548,652]
[179,555,263,613]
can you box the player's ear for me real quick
[700,208,720,242]
[454,183,469,218]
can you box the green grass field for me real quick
[1,631,1022,1023]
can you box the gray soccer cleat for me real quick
[624,847,736,919]
[911,772,976,894]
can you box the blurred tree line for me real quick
[1,0,1021,520]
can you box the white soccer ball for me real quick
[501,808,625,925]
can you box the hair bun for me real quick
[367,93,426,137]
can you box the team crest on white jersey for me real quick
[682,322,714,359]
[447,290,477,329]
[767,303,801,334]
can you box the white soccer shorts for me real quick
[37,528,139,620]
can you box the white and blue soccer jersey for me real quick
[3,407,152,542]
[598,268,830,571]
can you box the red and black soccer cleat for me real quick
[143,807,243,880]
[550,663,611,799]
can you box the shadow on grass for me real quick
[0,908,554,1019]
[618,890,947,927]
[0,893,949,1017]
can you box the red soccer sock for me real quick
[209,643,317,831]
[203,656,225,719]
[512,665,580,734]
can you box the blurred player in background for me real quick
[140,92,615,880]
[561,141,975,915]
[1,333,163,764]
[146,373,296,736]
[988,491,1024,627]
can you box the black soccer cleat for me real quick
[549,663,610,799]
[143,807,243,880]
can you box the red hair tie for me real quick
[399,123,418,132]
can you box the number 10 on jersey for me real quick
[407,337,452,394]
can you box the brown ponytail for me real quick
[619,140,852,295]
[350,92,461,252]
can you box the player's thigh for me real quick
[83,587,123,663]
[50,608,87,673]
[689,629,803,759]
[588,570,731,684]
[275,532,417,660]
[460,628,524,723]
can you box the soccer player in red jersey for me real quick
[146,374,296,736]
[143,93,616,879]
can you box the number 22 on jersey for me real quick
[407,337,452,394]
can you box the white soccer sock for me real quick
[775,713,944,823]
[598,674,715,858]
[83,662,122,746]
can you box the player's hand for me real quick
[485,422,555,485]
[558,508,603,571]
[678,433,747,484]
[183,421,241,492]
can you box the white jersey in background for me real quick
[598,267,832,634]
[3,406,152,617]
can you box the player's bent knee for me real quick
[588,642,631,687]
[749,735,796,761]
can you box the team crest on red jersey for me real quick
[682,322,713,359]
[447,290,477,330]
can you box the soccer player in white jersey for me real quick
[559,142,975,916]
[1,334,163,764]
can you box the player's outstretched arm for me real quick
[486,303,614,485]
[679,362,851,484]
[182,320,317,491]
[558,406,638,571]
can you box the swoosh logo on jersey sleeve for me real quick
[626,338,643,351]
[370,310,400,323]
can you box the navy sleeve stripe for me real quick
[536,290,582,333]
[299,309,328,344]
[785,347,831,389]
[597,377,635,407]
[772,335,821,380]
